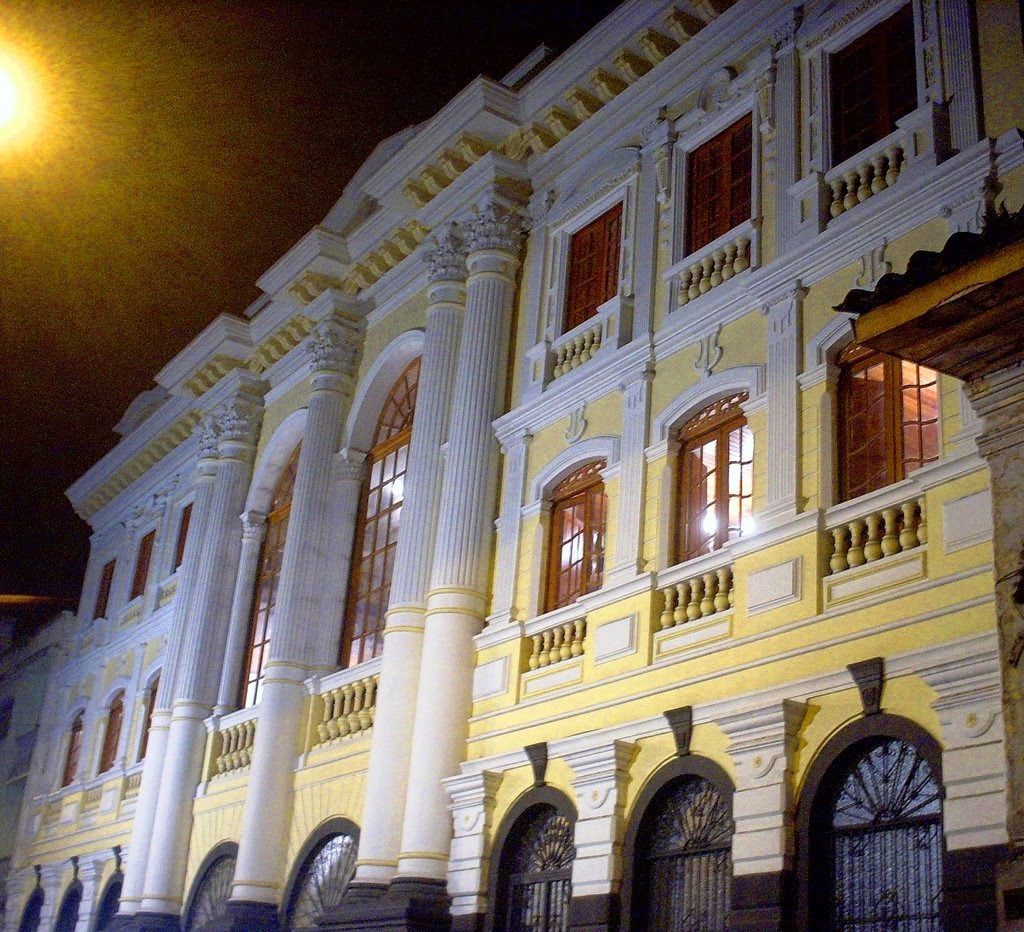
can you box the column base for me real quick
[203,900,281,931]
[319,877,451,930]
[569,893,618,931]
[996,845,1024,928]
[729,871,789,931]
[123,911,183,932]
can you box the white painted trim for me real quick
[527,435,621,504]
[245,408,307,515]
[651,365,766,443]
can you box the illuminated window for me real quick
[545,461,607,612]
[688,115,752,254]
[173,502,192,572]
[831,5,917,164]
[93,559,115,620]
[839,345,939,501]
[342,359,420,668]
[565,203,622,332]
[98,691,124,773]
[129,530,155,601]
[240,446,300,708]
[61,713,84,788]
[137,674,159,761]
[676,394,753,563]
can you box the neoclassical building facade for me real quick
[6,1,1024,929]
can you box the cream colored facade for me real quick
[6,1,1024,930]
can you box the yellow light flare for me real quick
[0,48,40,146]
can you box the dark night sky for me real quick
[0,1,622,601]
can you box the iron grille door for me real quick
[501,806,575,932]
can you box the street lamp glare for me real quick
[0,50,37,143]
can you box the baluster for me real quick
[722,242,737,280]
[660,586,676,629]
[539,630,553,667]
[677,269,692,305]
[916,496,928,544]
[885,144,902,185]
[674,582,689,625]
[829,177,846,217]
[842,170,859,210]
[881,507,901,556]
[847,519,866,567]
[215,733,227,773]
[358,677,375,730]
[699,256,714,293]
[734,237,750,273]
[548,626,564,665]
[899,500,920,550]
[570,337,583,369]
[710,248,725,287]
[701,572,717,616]
[715,567,731,612]
[243,721,255,766]
[230,726,243,770]
[529,634,543,670]
[317,693,332,742]
[864,513,883,562]
[870,153,888,193]
[856,162,873,202]
[347,680,365,732]
[559,623,573,661]
[553,345,566,379]
[830,526,850,574]
[336,685,352,737]
[590,324,602,353]
[687,577,703,622]
[572,620,586,657]
[325,690,341,739]
[579,331,593,364]
[688,262,703,300]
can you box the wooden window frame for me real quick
[675,394,753,564]
[686,114,753,255]
[129,530,155,602]
[341,359,420,668]
[172,502,193,572]
[137,673,159,761]
[62,713,84,788]
[838,345,940,502]
[98,691,124,773]
[544,461,607,613]
[564,202,622,332]
[830,4,917,165]
[93,559,116,620]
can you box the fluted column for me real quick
[226,316,361,922]
[350,226,466,891]
[396,201,524,886]
[215,512,267,714]
[137,383,263,925]
[116,419,218,922]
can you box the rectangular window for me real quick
[130,530,155,601]
[687,114,752,255]
[564,203,622,332]
[173,502,192,571]
[831,5,917,164]
[546,461,607,612]
[93,560,115,620]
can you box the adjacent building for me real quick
[5,0,1024,929]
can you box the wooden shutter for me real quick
[93,559,115,620]
[687,115,752,254]
[545,461,607,612]
[99,692,124,772]
[173,502,192,571]
[565,204,622,331]
[130,530,155,601]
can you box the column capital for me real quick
[463,200,528,256]
[196,414,220,466]
[444,770,502,836]
[426,222,468,285]
[240,510,267,543]
[306,314,362,380]
[720,698,805,789]
[564,740,637,815]
[214,393,262,453]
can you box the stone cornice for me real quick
[154,314,253,398]
[255,226,349,299]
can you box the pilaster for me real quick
[443,770,501,922]
[635,117,673,339]
[488,429,531,626]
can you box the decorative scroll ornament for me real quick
[564,402,588,443]
[463,200,528,254]
[425,222,468,283]
[197,415,219,461]
[307,317,360,376]
[694,325,723,377]
[854,239,891,289]
[643,111,676,205]
[215,395,261,445]
[848,657,885,715]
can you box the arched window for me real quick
[282,823,359,929]
[839,344,939,501]
[797,717,945,930]
[98,690,125,773]
[341,358,420,668]
[94,872,123,931]
[676,393,753,562]
[17,887,43,932]
[183,846,237,932]
[633,776,732,930]
[61,712,84,787]
[545,460,607,612]
[240,446,300,707]
[53,881,82,932]
[137,673,159,761]
[492,794,577,932]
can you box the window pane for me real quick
[546,462,607,611]
[900,361,940,475]
[843,360,888,499]
[687,115,752,254]
[565,204,623,331]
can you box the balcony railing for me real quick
[658,563,734,629]
[671,219,757,310]
[308,658,383,750]
[527,618,587,669]
[209,706,258,778]
[826,495,927,574]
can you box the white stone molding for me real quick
[489,430,532,627]
[563,740,637,897]
[920,643,1008,851]
[425,222,468,284]
[720,699,805,877]
[527,436,621,507]
[609,369,653,586]
[761,282,805,525]
[651,364,766,443]
[244,409,307,515]
[443,770,502,918]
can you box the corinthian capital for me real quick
[240,510,268,543]
[426,223,468,284]
[215,394,262,447]
[463,200,528,255]
[307,316,361,377]
[196,414,219,461]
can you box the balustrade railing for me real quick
[527,619,587,669]
[213,716,256,776]
[826,145,904,219]
[552,320,603,379]
[123,769,143,799]
[675,230,752,307]
[658,564,734,629]
[81,785,102,811]
[315,674,378,744]
[826,496,927,574]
